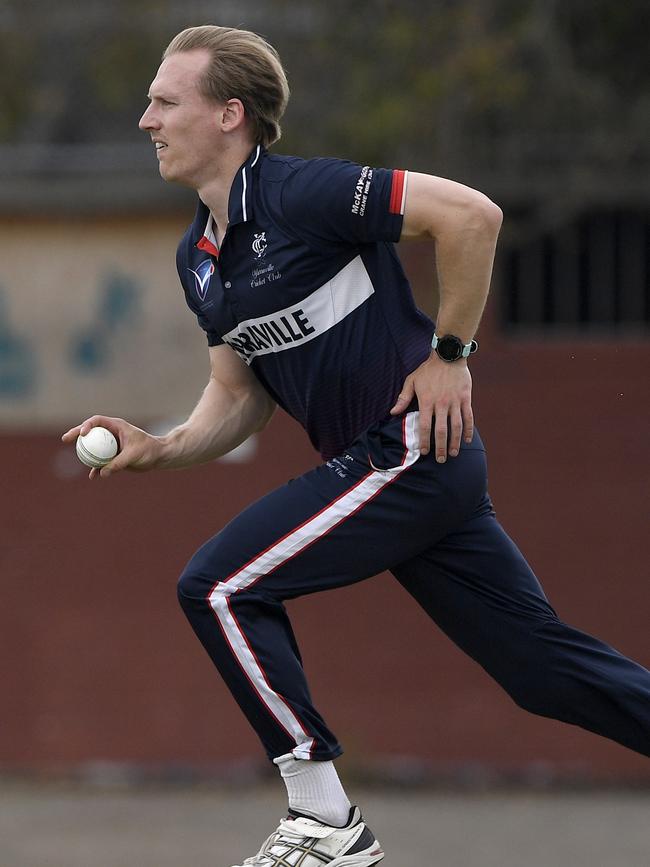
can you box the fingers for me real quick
[417,395,462,461]
[99,451,132,478]
[461,400,474,445]
[400,385,465,461]
[447,404,463,458]
[390,379,414,415]
[61,415,120,443]
[418,402,455,462]
[420,404,463,462]
[84,450,123,480]
[432,400,474,461]
[433,403,450,462]
[61,424,83,443]
[417,400,433,455]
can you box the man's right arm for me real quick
[61,344,276,478]
[157,344,275,469]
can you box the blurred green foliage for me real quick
[0,31,38,138]
[294,0,649,167]
[0,0,647,168]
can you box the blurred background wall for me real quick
[1,0,649,783]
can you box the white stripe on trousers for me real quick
[208,412,420,760]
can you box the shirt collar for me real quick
[194,144,264,256]
[227,143,263,226]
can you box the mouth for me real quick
[154,141,168,156]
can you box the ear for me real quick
[220,98,246,133]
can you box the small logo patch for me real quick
[351,166,373,216]
[188,259,215,301]
[252,232,267,259]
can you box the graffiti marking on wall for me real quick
[69,272,141,373]
[0,288,37,400]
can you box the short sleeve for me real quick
[175,244,223,346]
[279,158,407,248]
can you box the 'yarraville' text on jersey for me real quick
[176,147,433,459]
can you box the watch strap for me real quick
[431,332,479,360]
[461,338,479,358]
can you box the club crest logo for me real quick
[188,259,215,302]
[252,232,267,259]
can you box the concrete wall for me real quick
[0,215,205,427]
[1,217,649,780]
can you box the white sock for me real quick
[273,753,352,827]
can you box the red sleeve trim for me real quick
[389,169,407,215]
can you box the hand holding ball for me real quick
[76,426,119,468]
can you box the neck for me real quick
[198,138,256,242]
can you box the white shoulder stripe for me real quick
[241,147,261,222]
[241,165,248,222]
[400,170,409,215]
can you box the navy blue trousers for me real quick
[178,411,650,762]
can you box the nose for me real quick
[138,103,159,132]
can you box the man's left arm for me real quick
[390,172,503,462]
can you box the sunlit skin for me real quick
[138,49,254,240]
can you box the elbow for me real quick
[428,189,503,242]
[468,193,503,236]
[485,198,503,232]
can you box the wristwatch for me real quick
[431,332,478,362]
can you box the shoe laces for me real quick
[242,817,328,865]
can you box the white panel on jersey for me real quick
[222,255,374,364]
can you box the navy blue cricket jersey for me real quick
[176,145,434,459]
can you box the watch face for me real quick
[437,335,462,361]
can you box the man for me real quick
[62,25,650,867]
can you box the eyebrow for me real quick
[147,85,177,99]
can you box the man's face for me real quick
[139,49,225,188]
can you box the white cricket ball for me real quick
[76,426,119,468]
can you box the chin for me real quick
[159,163,192,188]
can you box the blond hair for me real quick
[164,25,289,148]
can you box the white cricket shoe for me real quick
[230,806,384,867]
